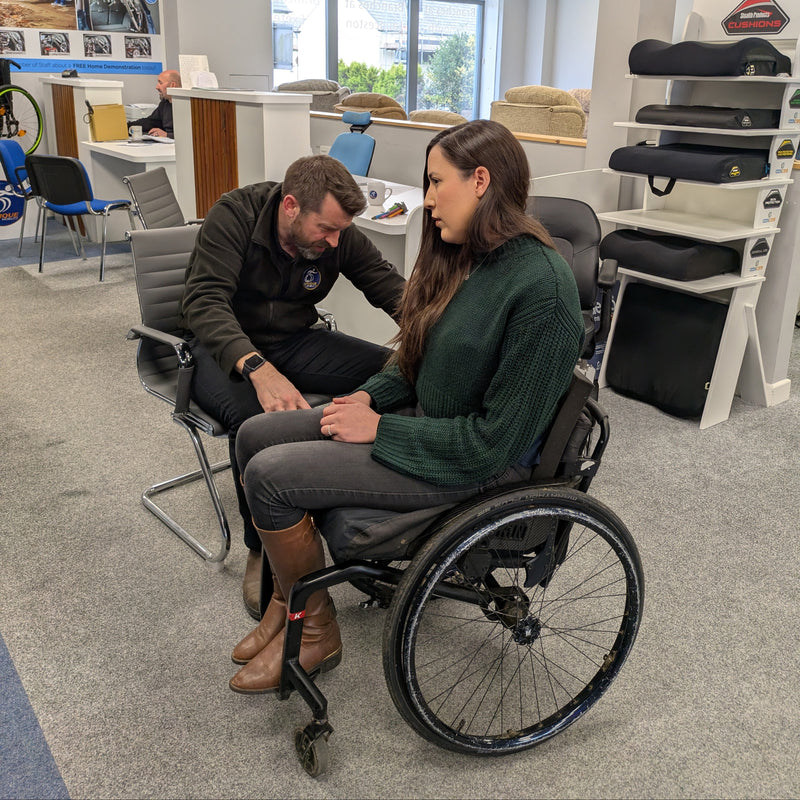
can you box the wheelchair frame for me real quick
[263,382,644,777]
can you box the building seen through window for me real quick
[273,0,483,119]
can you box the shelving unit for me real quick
[597,16,800,428]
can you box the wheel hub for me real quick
[511,614,542,645]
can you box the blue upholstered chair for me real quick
[24,154,134,281]
[328,110,376,177]
[0,139,41,257]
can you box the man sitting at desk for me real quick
[181,154,406,619]
[129,69,181,138]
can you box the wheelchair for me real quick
[260,366,644,777]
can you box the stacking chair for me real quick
[122,167,199,230]
[0,139,41,257]
[527,195,617,362]
[25,154,134,281]
[328,111,376,177]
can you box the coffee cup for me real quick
[128,125,143,142]
[367,180,392,206]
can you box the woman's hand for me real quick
[320,394,379,443]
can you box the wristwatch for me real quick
[242,353,267,381]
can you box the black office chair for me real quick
[123,167,201,230]
[526,195,618,361]
[128,226,334,563]
[25,154,134,281]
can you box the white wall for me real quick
[497,0,598,95]
[549,0,600,89]
[168,0,273,90]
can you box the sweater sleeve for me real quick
[368,253,583,485]
[356,362,417,411]
[181,196,257,376]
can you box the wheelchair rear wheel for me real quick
[0,85,43,154]
[383,487,643,754]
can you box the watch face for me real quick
[244,354,265,375]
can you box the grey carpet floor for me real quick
[1,252,798,799]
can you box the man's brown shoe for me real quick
[242,549,262,620]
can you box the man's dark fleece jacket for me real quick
[180,181,406,376]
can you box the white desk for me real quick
[80,140,177,241]
[325,180,424,345]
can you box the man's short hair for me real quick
[282,155,366,218]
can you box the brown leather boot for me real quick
[229,514,342,694]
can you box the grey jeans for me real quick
[236,406,532,531]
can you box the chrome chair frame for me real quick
[128,225,231,562]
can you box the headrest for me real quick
[342,110,372,126]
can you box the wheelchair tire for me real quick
[382,487,643,755]
[0,85,43,154]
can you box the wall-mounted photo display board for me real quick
[0,0,163,75]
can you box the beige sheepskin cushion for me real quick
[409,109,468,124]
[503,85,581,108]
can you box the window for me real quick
[272,0,484,119]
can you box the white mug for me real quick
[128,125,143,142]
[366,180,392,206]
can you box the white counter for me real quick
[81,140,177,241]
[169,87,312,220]
[325,179,424,345]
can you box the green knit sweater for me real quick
[358,235,584,486]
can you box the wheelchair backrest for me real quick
[531,366,607,487]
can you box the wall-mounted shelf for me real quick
[597,208,778,242]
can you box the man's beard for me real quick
[290,217,332,261]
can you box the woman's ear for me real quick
[474,166,490,198]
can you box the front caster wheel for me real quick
[294,725,330,777]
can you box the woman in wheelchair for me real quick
[229,119,585,694]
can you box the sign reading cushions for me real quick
[722,0,790,36]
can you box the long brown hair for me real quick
[392,119,555,382]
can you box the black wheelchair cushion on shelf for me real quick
[628,37,791,76]
[600,230,740,281]
[635,104,780,130]
[608,142,770,186]
[605,282,727,418]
